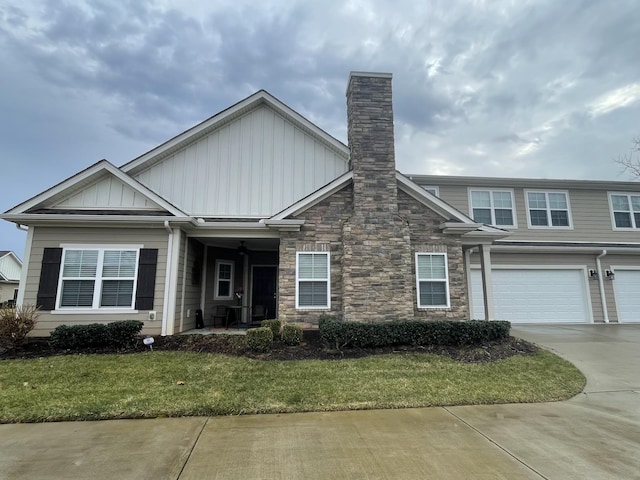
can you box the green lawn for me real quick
[0,350,585,423]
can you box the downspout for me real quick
[16,224,28,232]
[596,250,609,323]
[161,221,174,336]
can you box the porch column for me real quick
[464,248,473,320]
[479,244,495,321]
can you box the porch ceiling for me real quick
[193,237,279,251]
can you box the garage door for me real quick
[612,269,640,323]
[471,269,590,323]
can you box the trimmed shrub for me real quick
[50,320,144,350]
[319,316,510,350]
[281,324,303,346]
[261,319,282,338]
[246,326,273,353]
[0,305,40,350]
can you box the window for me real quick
[214,260,234,300]
[469,189,515,227]
[296,252,330,309]
[58,248,138,309]
[416,253,449,308]
[526,191,571,228]
[610,193,640,229]
[423,186,439,197]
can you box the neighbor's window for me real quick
[296,252,330,309]
[214,260,234,300]
[610,193,640,229]
[416,253,450,308]
[423,186,439,197]
[58,249,138,309]
[526,191,571,227]
[469,189,515,227]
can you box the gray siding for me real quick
[436,183,640,243]
[25,226,169,336]
[176,236,204,332]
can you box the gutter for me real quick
[596,250,609,323]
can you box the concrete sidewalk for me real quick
[1,325,639,479]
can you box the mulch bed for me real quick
[1,330,538,363]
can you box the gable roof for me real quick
[2,160,193,223]
[0,251,22,282]
[121,90,349,177]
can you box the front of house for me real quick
[3,72,639,335]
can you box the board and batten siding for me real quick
[24,226,169,336]
[54,175,160,210]
[437,184,640,243]
[0,254,21,281]
[133,105,348,217]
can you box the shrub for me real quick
[50,320,144,350]
[281,324,303,346]
[261,319,282,338]
[0,305,39,350]
[319,316,510,350]
[246,326,273,353]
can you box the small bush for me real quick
[50,320,144,350]
[281,324,303,346]
[246,327,273,353]
[261,319,282,338]
[0,305,40,350]
[319,316,511,350]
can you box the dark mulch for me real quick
[1,330,538,363]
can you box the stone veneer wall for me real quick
[397,190,468,320]
[277,187,469,324]
[277,187,353,323]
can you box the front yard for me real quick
[0,340,585,423]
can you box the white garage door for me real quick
[471,269,590,323]
[612,269,640,323]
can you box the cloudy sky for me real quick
[2,0,640,258]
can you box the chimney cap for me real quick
[347,71,393,95]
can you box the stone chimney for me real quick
[341,72,415,322]
[346,72,398,216]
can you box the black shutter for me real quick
[37,248,63,310]
[135,248,158,310]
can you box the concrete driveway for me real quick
[1,325,639,479]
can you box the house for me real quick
[407,175,640,324]
[0,251,21,306]
[1,71,638,336]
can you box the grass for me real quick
[0,349,585,423]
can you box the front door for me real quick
[251,266,278,319]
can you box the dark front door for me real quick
[252,266,277,319]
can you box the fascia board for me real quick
[122,91,349,174]
[270,171,353,220]
[0,214,195,225]
[4,160,189,218]
[396,173,476,223]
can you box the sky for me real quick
[1,0,640,259]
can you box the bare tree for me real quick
[615,137,640,179]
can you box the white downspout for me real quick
[596,250,609,323]
[161,221,174,336]
[16,225,32,306]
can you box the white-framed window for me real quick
[469,189,516,227]
[296,252,330,309]
[214,260,234,300]
[57,248,139,309]
[416,253,450,308]
[423,186,439,197]
[609,193,640,229]
[525,190,572,228]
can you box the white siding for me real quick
[133,105,348,217]
[55,175,160,210]
[0,254,22,281]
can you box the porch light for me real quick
[237,241,247,256]
[605,269,615,280]
[589,269,599,280]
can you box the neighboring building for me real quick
[408,175,640,324]
[0,251,21,306]
[1,72,638,335]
